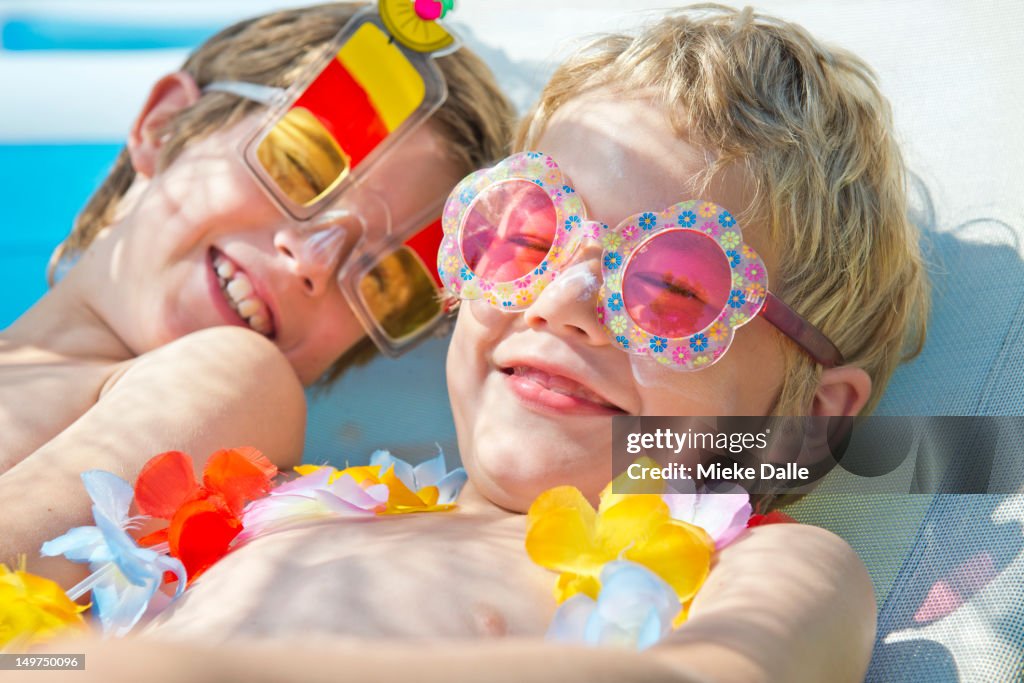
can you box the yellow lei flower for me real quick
[295,464,447,514]
[525,482,715,610]
[0,560,88,651]
[295,449,465,515]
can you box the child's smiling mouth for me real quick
[210,248,277,338]
[500,364,626,416]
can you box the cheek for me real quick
[446,306,520,496]
[446,299,514,412]
[460,299,510,346]
[728,317,787,412]
[446,312,481,483]
[447,307,616,510]
[446,305,495,423]
[633,318,784,415]
[289,297,367,384]
[120,168,270,290]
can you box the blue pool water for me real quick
[0,142,121,327]
[2,15,217,51]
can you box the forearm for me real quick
[0,433,199,587]
[17,637,707,683]
[0,405,280,587]
[0,328,306,585]
[660,524,877,683]
[0,462,95,587]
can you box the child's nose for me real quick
[521,225,609,345]
[274,221,355,296]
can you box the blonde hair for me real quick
[56,1,514,281]
[516,4,928,417]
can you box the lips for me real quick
[499,361,626,416]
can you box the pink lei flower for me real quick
[662,481,752,550]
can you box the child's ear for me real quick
[127,71,201,179]
[811,366,872,417]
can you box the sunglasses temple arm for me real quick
[761,292,845,369]
[202,81,285,105]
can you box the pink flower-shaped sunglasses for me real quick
[437,152,843,371]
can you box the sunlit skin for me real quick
[0,73,462,468]
[448,91,800,512]
[72,104,460,386]
[19,91,877,683]
[0,72,461,584]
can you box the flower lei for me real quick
[527,464,792,650]
[3,450,792,653]
[1,447,466,650]
[0,559,88,650]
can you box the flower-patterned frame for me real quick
[598,200,768,371]
[437,151,587,309]
[437,153,840,372]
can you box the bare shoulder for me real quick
[711,522,871,590]
[100,327,306,469]
[654,522,876,683]
[111,327,296,383]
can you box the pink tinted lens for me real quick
[459,179,556,283]
[622,230,731,338]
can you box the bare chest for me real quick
[0,352,120,472]
[145,513,559,642]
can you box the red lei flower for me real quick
[135,448,277,584]
[746,510,796,527]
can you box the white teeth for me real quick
[248,314,268,333]
[213,253,274,337]
[237,298,261,318]
[226,274,253,301]
[216,260,236,279]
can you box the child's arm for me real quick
[654,521,877,682]
[17,638,705,683]
[0,327,306,587]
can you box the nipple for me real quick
[471,602,508,637]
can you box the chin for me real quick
[465,428,612,512]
